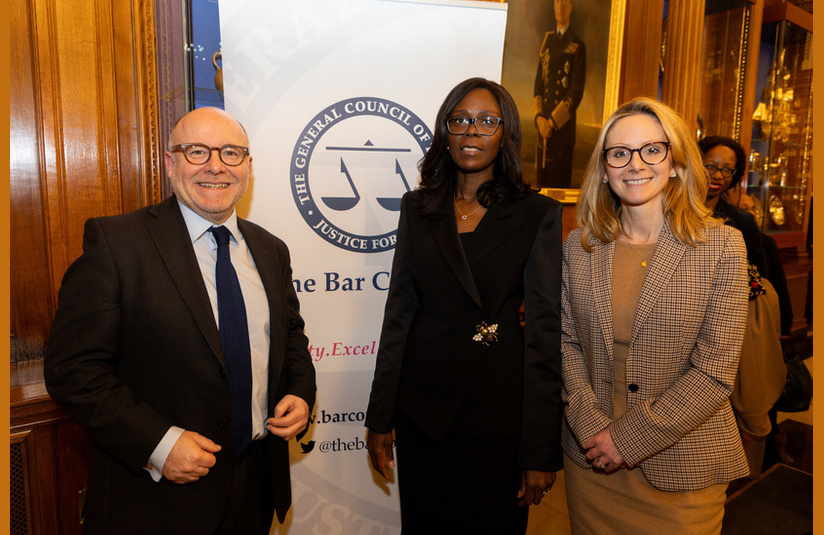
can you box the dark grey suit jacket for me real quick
[366,191,564,472]
[45,195,316,533]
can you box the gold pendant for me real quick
[472,322,499,346]
[641,260,647,267]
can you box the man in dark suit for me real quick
[533,0,586,188]
[45,107,316,534]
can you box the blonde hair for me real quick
[577,97,716,251]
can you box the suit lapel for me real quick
[238,219,284,371]
[628,223,687,348]
[145,196,225,366]
[467,202,525,267]
[592,240,615,363]
[429,202,484,311]
[429,200,528,311]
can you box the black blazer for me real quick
[366,191,564,471]
[44,195,316,533]
[714,198,766,276]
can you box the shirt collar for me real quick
[177,201,242,245]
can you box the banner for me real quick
[219,1,507,531]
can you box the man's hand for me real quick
[518,469,556,506]
[536,116,552,139]
[266,394,310,440]
[162,431,221,484]
[366,429,395,480]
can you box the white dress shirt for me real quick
[146,202,270,481]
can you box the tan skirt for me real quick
[564,453,728,534]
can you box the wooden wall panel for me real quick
[153,0,188,196]
[9,0,162,360]
[117,0,166,211]
[11,359,91,535]
[42,0,118,282]
[619,0,664,103]
[10,0,55,359]
[660,0,706,132]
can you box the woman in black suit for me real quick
[365,78,563,533]
[699,135,767,276]
[698,135,791,334]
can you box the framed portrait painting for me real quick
[501,0,625,203]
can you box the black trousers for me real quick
[394,414,528,534]
[215,439,275,534]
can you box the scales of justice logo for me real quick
[290,97,433,253]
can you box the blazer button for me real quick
[628,383,640,393]
[218,367,227,379]
[219,418,229,428]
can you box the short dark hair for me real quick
[415,77,531,214]
[698,135,747,189]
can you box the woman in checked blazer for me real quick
[561,97,750,534]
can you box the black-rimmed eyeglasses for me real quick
[604,141,670,168]
[702,163,737,178]
[169,143,250,166]
[446,116,504,136]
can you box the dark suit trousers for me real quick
[215,439,275,534]
[394,413,528,534]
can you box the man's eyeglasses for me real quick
[446,116,504,136]
[703,163,737,178]
[603,141,670,168]
[169,143,250,166]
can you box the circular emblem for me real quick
[290,97,432,253]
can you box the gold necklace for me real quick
[621,241,655,268]
[455,199,482,221]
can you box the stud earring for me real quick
[602,177,608,184]
[669,170,677,178]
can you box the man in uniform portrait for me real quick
[533,0,586,188]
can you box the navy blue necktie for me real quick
[209,226,253,457]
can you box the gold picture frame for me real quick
[501,0,626,204]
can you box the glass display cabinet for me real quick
[747,3,812,249]
[698,0,755,141]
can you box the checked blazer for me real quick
[561,221,750,491]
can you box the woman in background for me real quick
[365,77,563,533]
[699,135,789,479]
[698,135,792,335]
[562,97,749,533]
[698,135,766,277]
